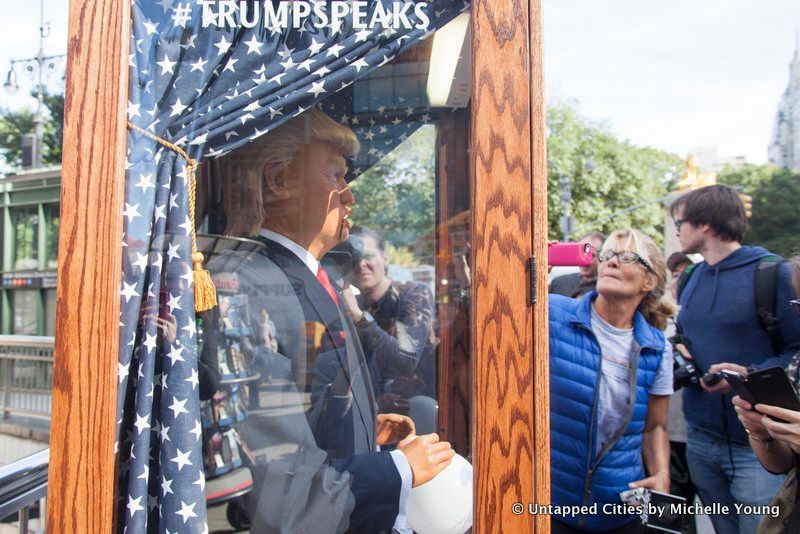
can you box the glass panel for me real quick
[44,203,60,270]
[11,206,39,270]
[202,75,471,528]
[44,288,57,336]
[123,4,474,531]
[197,22,472,533]
[0,0,65,482]
[11,289,38,335]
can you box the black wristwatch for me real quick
[356,311,375,328]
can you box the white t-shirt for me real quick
[590,305,673,454]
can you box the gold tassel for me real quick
[192,251,217,312]
[126,120,218,312]
[186,157,217,312]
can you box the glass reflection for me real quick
[200,108,462,532]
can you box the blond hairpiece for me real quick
[219,108,360,237]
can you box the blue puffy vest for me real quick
[550,292,665,531]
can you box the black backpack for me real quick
[676,254,785,355]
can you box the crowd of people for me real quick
[548,184,800,534]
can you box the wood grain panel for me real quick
[529,0,550,532]
[47,0,130,532]
[471,0,536,531]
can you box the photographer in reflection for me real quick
[550,229,676,533]
[338,226,436,418]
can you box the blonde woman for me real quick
[549,229,677,533]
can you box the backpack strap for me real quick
[674,264,698,337]
[755,255,785,355]
[675,263,698,304]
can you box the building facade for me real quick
[689,146,747,173]
[768,49,800,170]
[0,166,61,336]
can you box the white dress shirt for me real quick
[258,228,413,533]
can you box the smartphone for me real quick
[722,367,800,414]
[548,242,593,267]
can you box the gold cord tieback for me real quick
[126,120,217,312]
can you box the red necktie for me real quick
[316,265,339,305]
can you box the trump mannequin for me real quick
[210,108,454,533]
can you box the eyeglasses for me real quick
[791,299,800,318]
[597,250,655,273]
[674,219,685,231]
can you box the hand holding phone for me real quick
[723,367,800,419]
[703,362,749,394]
[701,372,723,387]
[731,394,773,440]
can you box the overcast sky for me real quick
[543,0,800,163]
[1,1,798,164]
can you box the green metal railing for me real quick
[0,335,54,420]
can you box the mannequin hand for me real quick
[377,413,415,445]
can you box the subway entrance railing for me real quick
[0,336,53,533]
[0,336,54,421]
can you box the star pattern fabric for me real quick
[119,1,467,532]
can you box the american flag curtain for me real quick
[119,0,467,531]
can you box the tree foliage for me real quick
[547,102,683,245]
[0,91,64,171]
[718,164,800,257]
[349,125,435,262]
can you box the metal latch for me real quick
[529,256,537,305]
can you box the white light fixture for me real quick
[426,12,471,108]
[4,68,18,96]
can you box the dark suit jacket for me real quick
[208,237,402,533]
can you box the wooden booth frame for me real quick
[46,0,549,532]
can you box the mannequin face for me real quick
[266,140,355,257]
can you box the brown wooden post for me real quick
[471,0,542,531]
[47,0,130,531]
[529,0,551,530]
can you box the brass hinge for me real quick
[529,255,537,305]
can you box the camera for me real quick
[322,235,367,282]
[670,334,701,390]
[620,488,686,534]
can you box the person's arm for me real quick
[355,283,434,374]
[732,396,795,473]
[629,395,670,493]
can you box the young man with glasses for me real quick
[669,184,800,534]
